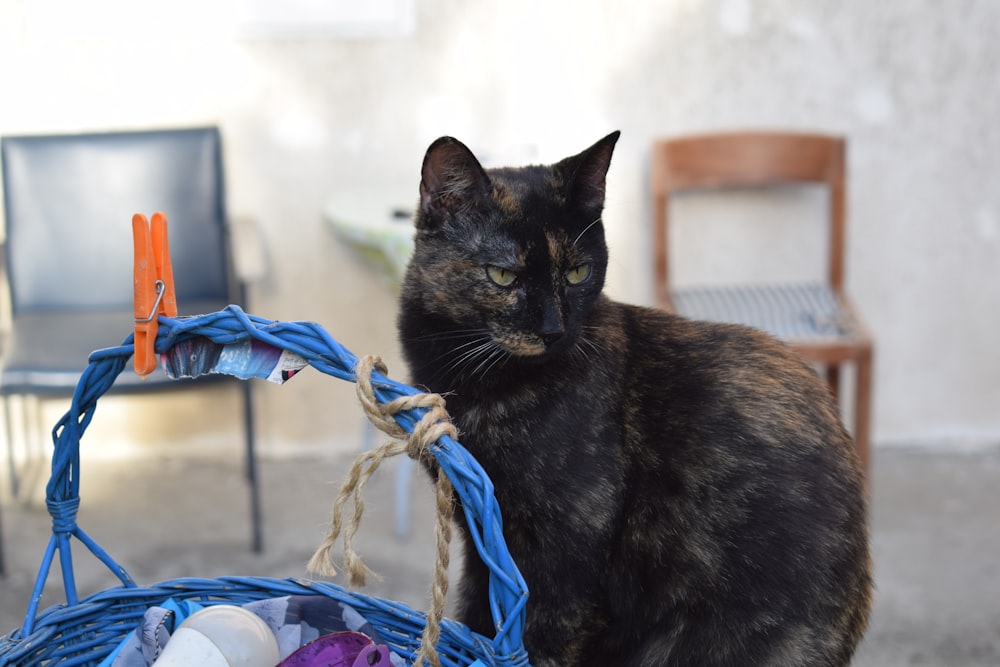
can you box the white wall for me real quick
[1,0,997,459]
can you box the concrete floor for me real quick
[1,445,998,666]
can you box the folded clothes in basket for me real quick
[101,595,405,667]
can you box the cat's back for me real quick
[593,298,871,665]
[604,297,866,515]
[607,299,854,456]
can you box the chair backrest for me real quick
[1,127,232,314]
[650,131,846,308]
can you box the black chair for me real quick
[0,127,262,575]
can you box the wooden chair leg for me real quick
[854,346,873,483]
[826,365,841,402]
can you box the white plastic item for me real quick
[151,605,280,667]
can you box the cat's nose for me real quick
[540,329,564,346]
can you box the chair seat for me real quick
[671,283,858,342]
[0,300,232,394]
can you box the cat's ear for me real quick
[559,131,621,211]
[418,136,490,226]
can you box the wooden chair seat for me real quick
[672,282,852,340]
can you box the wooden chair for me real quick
[651,131,873,477]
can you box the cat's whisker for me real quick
[571,341,592,365]
[581,336,603,356]
[573,216,603,248]
[405,330,496,376]
[427,336,492,366]
[570,328,605,363]
[442,341,492,374]
[473,346,509,381]
[442,340,498,383]
[403,328,491,344]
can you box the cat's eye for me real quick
[565,264,593,285]
[487,265,517,287]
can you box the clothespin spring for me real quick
[135,280,166,324]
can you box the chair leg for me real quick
[0,396,11,577]
[1,395,41,501]
[25,395,48,500]
[0,490,5,577]
[395,456,414,539]
[3,397,18,499]
[363,418,414,540]
[826,365,841,402]
[241,382,263,553]
[854,346,873,483]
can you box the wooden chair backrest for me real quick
[651,131,847,307]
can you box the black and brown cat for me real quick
[398,131,871,666]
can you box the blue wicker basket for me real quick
[0,306,530,667]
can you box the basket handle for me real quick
[25,306,529,661]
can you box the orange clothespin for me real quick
[132,212,177,376]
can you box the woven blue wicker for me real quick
[0,306,530,667]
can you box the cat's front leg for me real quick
[519,591,609,667]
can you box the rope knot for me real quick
[307,355,457,667]
[353,356,459,460]
[47,497,81,534]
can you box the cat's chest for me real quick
[449,382,619,481]
[454,394,529,448]
[449,383,625,547]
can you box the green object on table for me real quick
[324,192,415,285]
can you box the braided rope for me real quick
[307,355,457,667]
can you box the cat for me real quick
[397,131,872,666]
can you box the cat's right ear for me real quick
[418,137,490,228]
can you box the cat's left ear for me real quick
[418,136,491,228]
[559,131,621,211]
